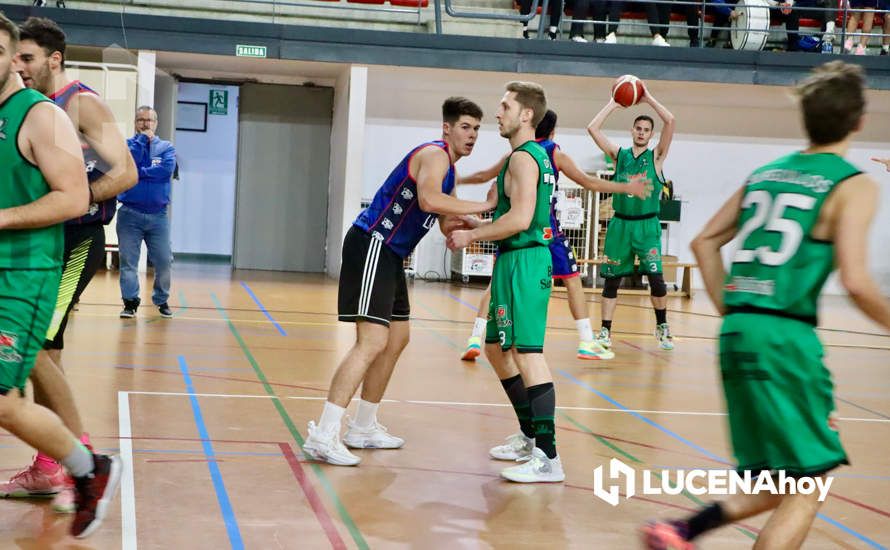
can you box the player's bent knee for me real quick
[602,277,621,299]
[648,274,667,297]
[0,391,25,428]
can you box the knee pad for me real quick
[602,277,621,299]
[648,273,667,298]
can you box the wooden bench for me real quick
[574,258,697,298]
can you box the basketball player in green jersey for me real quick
[645,61,890,549]
[0,13,121,537]
[448,82,564,483]
[587,82,676,351]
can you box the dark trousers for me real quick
[520,0,565,28]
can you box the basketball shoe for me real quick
[500,448,565,483]
[70,454,122,538]
[303,421,361,466]
[595,327,612,348]
[489,433,534,460]
[641,520,695,550]
[656,323,674,350]
[578,340,614,360]
[343,419,405,449]
[0,456,67,498]
[461,336,482,361]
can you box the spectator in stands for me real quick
[520,0,565,39]
[117,106,176,319]
[33,0,66,6]
[767,0,802,51]
[705,0,740,47]
[671,0,702,47]
[645,0,673,45]
[601,0,624,43]
[568,0,594,41]
[843,0,877,54]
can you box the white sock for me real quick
[355,399,379,429]
[471,317,487,338]
[549,26,557,33]
[319,401,346,434]
[576,318,594,342]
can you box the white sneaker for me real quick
[489,433,534,461]
[571,35,588,43]
[604,32,617,44]
[302,421,361,466]
[343,420,405,449]
[652,35,670,47]
[501,448,565,483]
[655,323,674,351]
[595,327,612,349]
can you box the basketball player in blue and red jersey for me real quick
[303,97,496,466]
[0,17,136,512]
[458,109,650,363]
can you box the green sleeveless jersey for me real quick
[494,140,555,251]
[724,152,861,324]
[0,88,62,269]
[612,147,663,217]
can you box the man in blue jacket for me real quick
[117,106,176,318]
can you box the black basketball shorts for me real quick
[337,225,410,327]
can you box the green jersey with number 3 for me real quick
[724,152,861,323]
[612,147,663,217]
[494,140,556,251]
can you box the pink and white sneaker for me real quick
[0,457,67,498]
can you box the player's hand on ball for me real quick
[447,229,474,251]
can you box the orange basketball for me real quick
[611,75,645,108]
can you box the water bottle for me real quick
[822,38,833,54]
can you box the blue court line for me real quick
[179,355,245,550]
[240,281,287,336]
[444,291,480,313]
[557,369,888,549]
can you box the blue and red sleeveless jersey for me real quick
[537,138,563,235]
[354,141,455,258]
[50,81,116,225]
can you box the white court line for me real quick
[124,390,890,423]
[118,391,137,550]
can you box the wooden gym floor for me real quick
[0,262,887,549]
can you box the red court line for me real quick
[619,339,671,363]
[145,458,223,463]
[279,443,347,550]
[115,366,328,393]
[830,493,890,520]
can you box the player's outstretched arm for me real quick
[416,146,496,215]
[587,100,621,161]
[72,93,138,201]
[640,82,676,163]
[0,102,89,229]
[447,152,537,249]
[690,186,745,314]
[833,175,890,331]
[554,149,650,198]
[870,157,890,172]
[459,154,508,184]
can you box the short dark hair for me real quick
[535,109,557,139]
[633,115,654,129]
[795,61,865,145]
[0,12,19,47]
[506,81,547,127]
[19,17,66,68]
[442,97,483,124]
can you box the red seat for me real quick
[347,0,386,4]
[391,0,429,6]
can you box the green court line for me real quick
[415,296,757,542]
[210,293,368,550]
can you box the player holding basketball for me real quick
[303,97,496,466]
[458,109,650,362]
[645,61,890,549]
[587,80,676,352]
[0,16,137,512]
[448,82,564,483]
